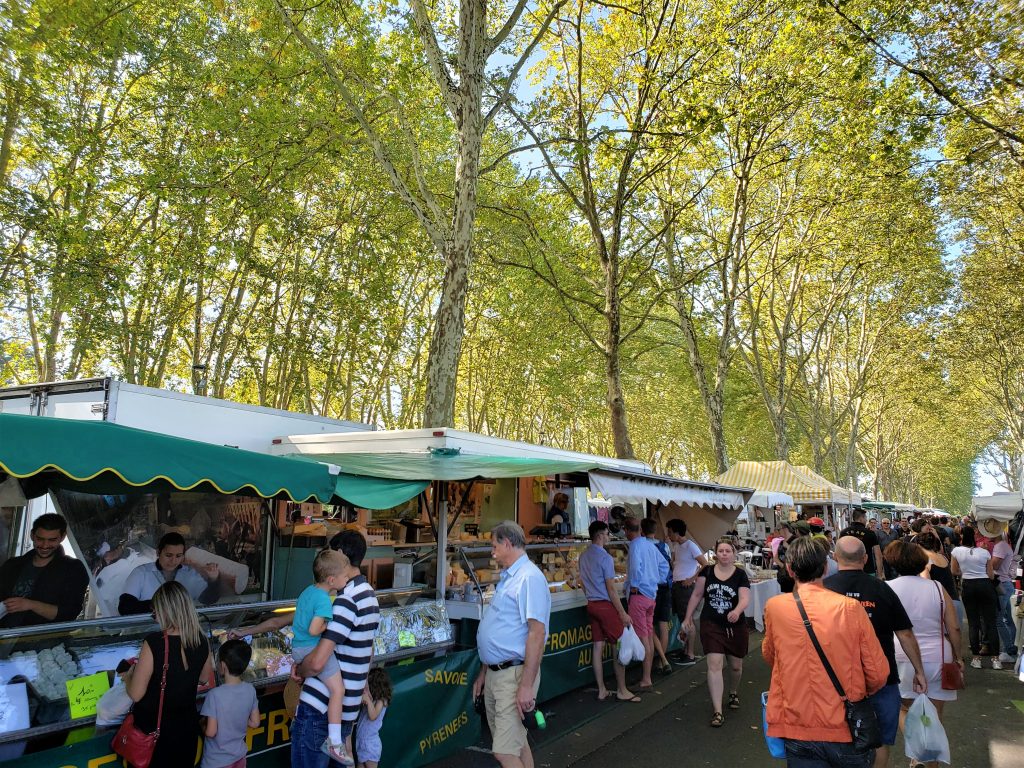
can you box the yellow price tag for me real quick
[398,630,417,648]
[65,672,110,719]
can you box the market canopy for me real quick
[861,500,897,510]
[303,451,597,483]
[747,491,795,509]
[971,492,1023,521]
[588,470,750,511]
[0,412,342,503]
[714,460,860,505]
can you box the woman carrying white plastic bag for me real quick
[904,694,950,766]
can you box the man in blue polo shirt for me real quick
[624,517,660,690]
[473,521,551,768]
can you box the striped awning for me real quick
[714,461,860,505]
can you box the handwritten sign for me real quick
[0,683,30,734]
[66,672,110,719]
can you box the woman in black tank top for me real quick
[916,532,959,600]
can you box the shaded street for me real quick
[431,634,1024,767]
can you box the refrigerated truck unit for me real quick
[0,377,372,449]
[0,377,373,554]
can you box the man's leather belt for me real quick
[629,588,641,595]
[488,660,524,671]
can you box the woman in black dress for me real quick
[682,537,751,727]
[124,580,213,768]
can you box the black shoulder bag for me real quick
[793,589,882,753]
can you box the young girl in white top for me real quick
[950,527,1001,668]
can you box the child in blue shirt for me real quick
[291,549,351,762]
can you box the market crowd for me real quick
[2,508,1018,768]
[759,509,1019,768]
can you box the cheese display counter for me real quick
[444,540,628,621]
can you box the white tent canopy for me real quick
[971,492,1023,521]
[747,491,795,509]
[588,471,750,511]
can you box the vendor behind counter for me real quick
[0,513,89,628]
[119,532,229,615]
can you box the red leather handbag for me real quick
[936,583,965,691]
[112,633,169,768]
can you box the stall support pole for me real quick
[435,481,449,600]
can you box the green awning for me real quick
[333,474,429,510]
[860,501,897,510]
[304,451,597,482]
[0,412,337,503]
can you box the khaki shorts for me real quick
[484,664,541,757]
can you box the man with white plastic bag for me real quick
[579,521,640,702]
[904,694,950,766]
[617,625,646,666]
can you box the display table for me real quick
[746,579,781,632]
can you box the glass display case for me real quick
[444,539,628,620]
[0,590,453,757]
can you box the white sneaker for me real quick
[970,657,982,669]
[998,652,1016,663]
[993,658,1004,670]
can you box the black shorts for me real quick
[654,583,672,623]
[671,581,696,618]
[699,618,749,658]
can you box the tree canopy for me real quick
[2,0,1020,511]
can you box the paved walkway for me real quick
[430,634,1024,768]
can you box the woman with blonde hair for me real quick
[124,580,213,767]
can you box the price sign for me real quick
[398,630,417,648]
[66,672,110,719]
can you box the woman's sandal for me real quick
[710,711,725,727]
[728,692,740,710]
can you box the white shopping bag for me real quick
[617,625,645,666]
[95,681,133,727]
[904,694,950,765]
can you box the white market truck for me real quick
[0,377,372,551]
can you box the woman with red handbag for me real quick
[123,580,214,767]
[885,540,963,767]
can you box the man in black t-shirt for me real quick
[0,513,89,627]
[839,509,884,578]
[825,537,927,768]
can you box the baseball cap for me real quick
[807,516,825,529]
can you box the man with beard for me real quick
[0,513,89,627]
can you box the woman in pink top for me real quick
[886,540,963,767]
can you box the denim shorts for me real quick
[868,683,901,745]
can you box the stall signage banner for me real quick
[378,648,480,768]
[66,673,111,719]
[537,605,684,702]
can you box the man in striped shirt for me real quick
[293,531,380,767]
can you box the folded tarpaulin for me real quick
[299,451,597,482]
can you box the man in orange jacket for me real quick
[763,537,889,767]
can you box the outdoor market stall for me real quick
[267,428,752,765]
[0,413,432,768]
[714,460,861,529]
